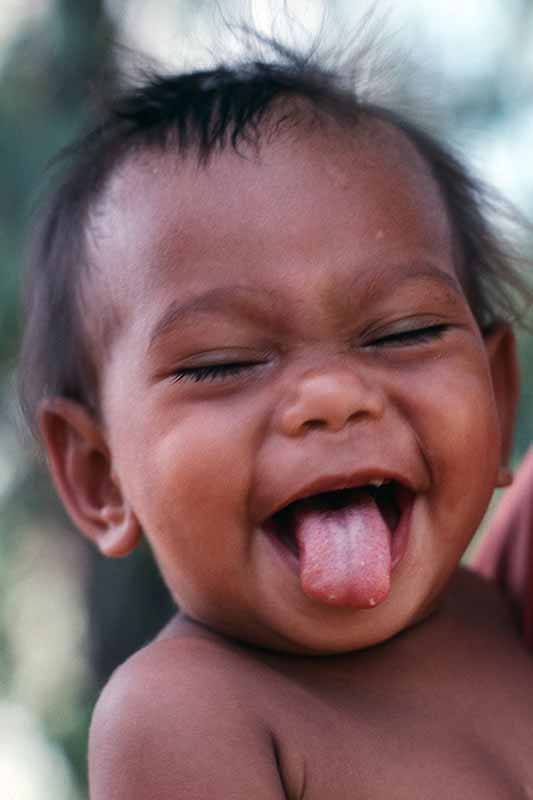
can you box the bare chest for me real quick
[267,651,533,799]
[288,698,533,799]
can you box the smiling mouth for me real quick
[266,482,407,553]
[263,481,414,608]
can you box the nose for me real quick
[278,366,385,437]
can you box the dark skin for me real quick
[90,571,533,799]
[40,118,532,798]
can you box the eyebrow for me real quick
[364,264,464,301]
[147,286,278,350]
[148,263,464,350]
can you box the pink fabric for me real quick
[473,446,533,649]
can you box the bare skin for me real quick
[475,445,533,647]
[39,117,531,798]
[90,569,533,799]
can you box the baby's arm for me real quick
[474,446,533,647]
[89,638,289,799]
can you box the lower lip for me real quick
[263,494,415,582]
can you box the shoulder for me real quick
[92,632,242,722]
[429,566,514,643]
[89,633,285,799]
[443,566,519,639]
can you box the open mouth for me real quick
[265,481,411,560]
[263,480,414,608]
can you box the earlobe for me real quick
[98,504,142,557]
[39,398,142,558]
[484,323,519,480]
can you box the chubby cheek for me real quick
[410,354,501,541]
[114,400,257,598]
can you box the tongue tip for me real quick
[295,497,393,610]
[301,576,391,610]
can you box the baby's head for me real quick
[19,43,531,654]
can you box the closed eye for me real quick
[170,361,261,383]
[369,324,450,348]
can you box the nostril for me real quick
[347,410,367,425]
[278,368,384,437]
[303,419,327,432]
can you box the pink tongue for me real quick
[293,492,392,609]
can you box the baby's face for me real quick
[96,123,507,653]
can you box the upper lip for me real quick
[262,468,417,522]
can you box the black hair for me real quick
[19,38,533,440]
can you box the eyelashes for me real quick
[369,323,450,348]
[170,362,261,383]
[170,325,451,384]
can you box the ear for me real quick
[39,398,142,557]
[483,324,519,487]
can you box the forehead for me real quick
[88,119,456,325]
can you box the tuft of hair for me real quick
[18,33,533,442]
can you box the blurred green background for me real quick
[0,1,532,797]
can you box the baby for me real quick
[19,41,533,798]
